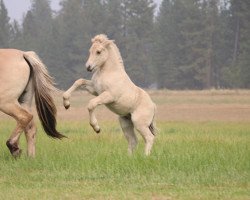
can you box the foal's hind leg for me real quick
[132,109,155,156]
[1,103,33,157]
[119,116,138,155]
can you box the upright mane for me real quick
[91,34,109,44]
[92,34,124,66]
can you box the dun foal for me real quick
[63,35,156,155]
[0,49,64,157]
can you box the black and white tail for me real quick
[23,51,65,139]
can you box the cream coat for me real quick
[63,35,156,155]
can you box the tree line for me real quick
[0,0,249,89]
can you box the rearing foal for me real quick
[63,34,156,155]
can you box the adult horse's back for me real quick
[0,49,64,157]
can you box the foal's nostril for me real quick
[86,65,92,72]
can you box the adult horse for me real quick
[63,34,156,155]
[0,49,65,157]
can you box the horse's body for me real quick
[63,35,156,155]
[0,49,64,157]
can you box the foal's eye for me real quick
[96,51,101,55]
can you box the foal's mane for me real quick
[92,34,124,66]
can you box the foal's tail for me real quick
[149,104,157,136]
[23,51,65,139]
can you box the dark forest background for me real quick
[0,0,249,89]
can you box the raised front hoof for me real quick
[6,140,22,158]
[63,98,71,110]
[64,104,70,110]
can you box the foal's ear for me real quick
[103,40,114,48]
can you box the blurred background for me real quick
[0,0,249,90]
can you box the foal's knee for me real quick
[87,101,96,112]
[63,93,69,101]
[75,78,85,86]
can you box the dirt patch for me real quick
[157,104,250,122]
[0,90,250,122]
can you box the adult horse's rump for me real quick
[0,49,64,157]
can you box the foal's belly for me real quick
[105,102,131,116]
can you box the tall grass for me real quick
[0,120,249,199]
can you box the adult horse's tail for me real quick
[23,51,65,139]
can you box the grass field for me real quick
[0,90,249,200]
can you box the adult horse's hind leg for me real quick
[24,119,36,157]
[119,116,138,155]
[1,102,33,157]
[21,84,36,157]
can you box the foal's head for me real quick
[86,34,113,72]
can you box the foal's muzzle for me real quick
[86,65,92,72]
[86,62,94,72]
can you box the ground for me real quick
[0,90,249,200]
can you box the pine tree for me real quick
[0,0,11,47]
[9,20,22,48]
[213,0,234,88]
[120,0,156,87]
[51,0,86,87]
[21,10,37,50]
[154,0,190,89]
[230,0,250,88]
[176,0,207,89]
[202,0,220,88]
[154,0,224,89]
[103,0,123,40]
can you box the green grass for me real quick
[0,120,249,200]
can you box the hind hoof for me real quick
[6,140,22,158]
[12,149,22,158]
[96,128,101,134]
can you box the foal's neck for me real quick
[102,44,125,72]
[103,44,125,72]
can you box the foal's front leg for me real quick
[63,79,85,109]
[87,91,114,133]
[63,79,96,109]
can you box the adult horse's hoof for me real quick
[12,149,22,158]
[6,140,22,158]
